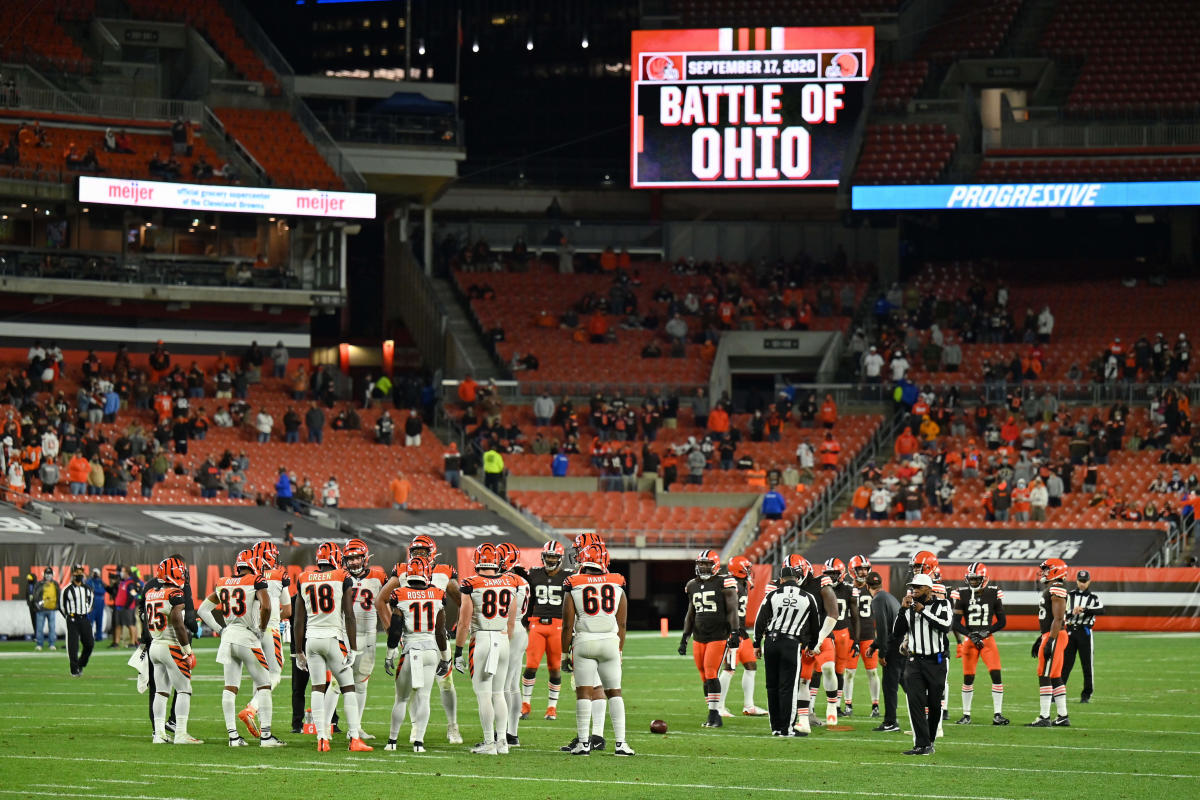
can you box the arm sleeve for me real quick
[989,601,1007,634]
[920,599,953,632]
[385,611,406,649]
[752,592,773,646]
[801,599,821,650]
[950,597,969,636]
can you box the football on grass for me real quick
[650,719,668,734]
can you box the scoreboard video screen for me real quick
[631,26,874,189]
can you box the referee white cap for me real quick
[908,573,934,588]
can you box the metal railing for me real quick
[201,105,267,185]
[318,112,463,149]
[998,115,1200,151]
[7,85,203,122]
[220,0,295,80]
[290,98,366,192]
[769,411,905,565]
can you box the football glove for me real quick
[384,648,398,676]
[296,652,308,672]
[726,632,741,650]
[453,646,466,674]
[435,659,450,678]
[851,641,860,657]
[970,632,986,649]
[677,637,688,656]
[562,654,573,673]
[1031,637,1042,658]
[343,649,358,670]
[955,641,965,659]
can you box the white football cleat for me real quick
[470,741,498,755]
[447,724,463,745]
[716,707,735,718]
[794,715,811,736]
[614,741,636,756]
[228,736,249,747]
[358,729,376,741]
[259,735,286,747]
[412,741,426,753]
[742,706,769,717]
[173,735,204,745]
[384,740,398,752]
[495,741,510,755]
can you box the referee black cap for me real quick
[1076,570,1090,582]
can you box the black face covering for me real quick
[72,574,84,583]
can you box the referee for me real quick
[60,565,95,677]
[1062,570,1103,703]
[890,573,952,755]
[753,564,819,736]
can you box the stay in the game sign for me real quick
[631,26,874,188]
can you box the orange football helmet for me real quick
[315,541,342,570]
[910,550,939,576]
[577,543,607,573]
[966,561,989,589]
[496,542,519,572]
[343,539,369,575]
[695,549,721,578]
[541,540,565,570]
[159,557,186,588]
[848,554,871,581]
[407,534,438,562]
[473,543,501,573]
[1039,557,1068,582]
[406,555,433,587]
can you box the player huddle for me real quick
[679,548,1077,735]
[141,532,633,756]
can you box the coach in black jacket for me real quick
[865,571,903,732]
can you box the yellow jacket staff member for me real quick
[483,447,506,497]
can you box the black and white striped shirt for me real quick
[753,582,819,646]
[892,597,952,656]
[1066,589,1104,629]
[60,582,94,617]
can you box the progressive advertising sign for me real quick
[630,26,874,188]
[78,176,376,219]
[852,180,1200,210]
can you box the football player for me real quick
[823,558,859,716]
[561,532,610,752]
[376,534,463,744]
[522,540,574,721]
[198,549,283,747]
[454,542,521,754]
[496,541,530,746]
[383,555,450,753]
[343,538,388,740]
[293,542,372,751]
[679,549,739,728]
[145,557,201,744]
[716,555,767,718]
[846,554,880,718]
[562,541,633,756]
[1028,557,1071,727]
[951,561,1009,726]
[237,541,290,736]
[794,554,839,733]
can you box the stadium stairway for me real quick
[431,277,503,381]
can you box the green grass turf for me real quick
[0,631,1197,799]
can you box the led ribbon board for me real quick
[78,176,377,219]
[631,26,874,188]
[852,181,1200,210]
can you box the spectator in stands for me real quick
[114,130,134,154]
[148,152,177,180]
[243,342,265,384]
[861,346,884,383]
[442,443,461,488]
[192,155,213,181]
[171,117,189,155]
[289,364,307,401]
[686,447,706,485]
[224,464,245,500]
[762,488,786,521]
[404,410,423,446]
[274,467,295,512]
[296,477,315,506]
[869,483,891,521]
[66,452,88,495]
[212,406,232,428]
[550,449,569,477]
[384,470,412,510]
[665,314,688,347]
[280,406,299,444]
[483,446,506,497]
[902,480,924,521]
[894,427,919,462]
[322,477,340,508]
[103,128,118,153]
[37,456,58,495]
[374,411,394,445]
[533,392,554,427]
[268,341,289,379]
[196,457,222,499]
[991,480,1012,522]
[818,394,838,429]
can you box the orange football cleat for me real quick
[238,706,261,738]
[317,738,331,752]
[544,706,557,720]
[521,702,531,715]
[349,737,374,752]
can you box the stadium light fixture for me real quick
[472,38,479,53]
[526,36,533,51]
[581,34,589,49]
[418,38,425,55]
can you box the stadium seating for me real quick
[455,263,864,391]
[213,108,344,191]
[916,0,1024,63]
[0,118,226,186]
[977,155,1200,182]
[1040,0,1200,118]
[853,123,958,185]
[0,0,93,74]
[124,0,280,93]
[872,61,929,114]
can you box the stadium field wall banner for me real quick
[805,528,1197,631]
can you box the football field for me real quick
[0,631,1197,799]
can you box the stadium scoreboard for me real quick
[631,27,874,188]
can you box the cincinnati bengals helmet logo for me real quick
[644,55,681,81]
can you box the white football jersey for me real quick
[391,585,445,652]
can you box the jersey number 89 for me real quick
[480,588,512,619]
